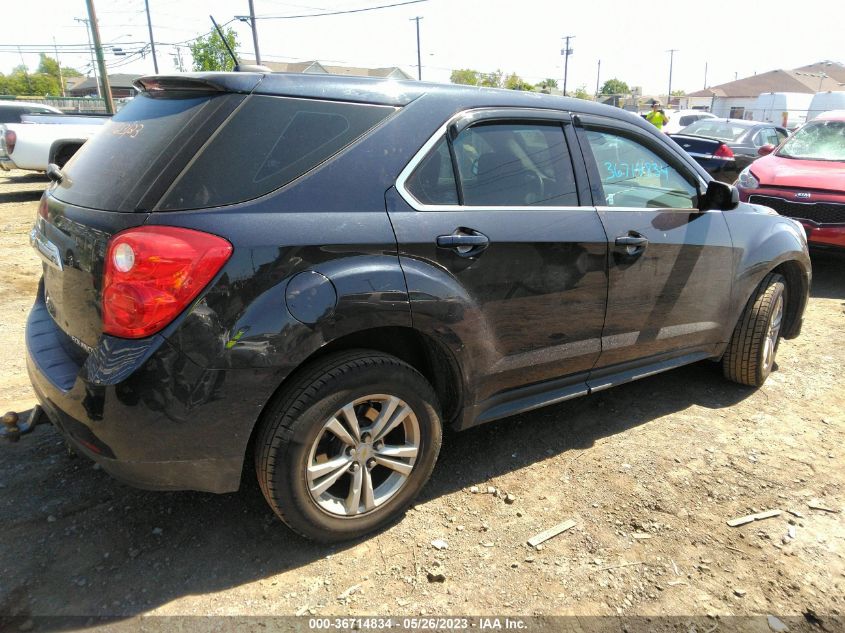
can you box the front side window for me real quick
[453,122,578,207]
[583,129,698,209]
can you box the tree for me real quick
[190,27,239,72]
[37,55,81,80]
[479,69,503,88]
[504,72,533,91]
[541,78,558,89]
[671,89,686,96]
[600,78,630,95]
[450,68,481,86]
[0,60,61,96]
[573,84,591,100]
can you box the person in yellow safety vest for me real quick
[645,100,670,131]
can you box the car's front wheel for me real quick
[255,350,442,542]
[722,272,787,387]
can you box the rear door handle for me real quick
[436,234,489,247]
[615,232,649,257]
[615,235,649,247]
[436,228,490,257]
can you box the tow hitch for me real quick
[2,406,47,442]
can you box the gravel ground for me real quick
[0,169,843,631]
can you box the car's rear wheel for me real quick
[254,350,442,542]
[722,272,787,387]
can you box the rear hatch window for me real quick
[52,91,244,212]
[53,90,395,213]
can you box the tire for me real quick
[254,350,442,542]
[722,273,787,387]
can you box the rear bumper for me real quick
[25,286,277,493]
[694,157,737,183]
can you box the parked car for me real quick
[737,110,845,252]
[0,101,62,124]
[669,119,789,183]
[0,114,107,172]
[25,72,810,542]
[661,109,718,135]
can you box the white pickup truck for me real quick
[0,113,109,173]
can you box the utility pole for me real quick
[53,38,66,97]
[595,59,601,98]
[703,61,708,90]
[144,0,159,73]
[667,48,678,106]
[172,46,185,72]
[410,16,422,80]
[248,0,262,65]
[85,0,114,115]
[561,35,574,97]
[74,17,100,98]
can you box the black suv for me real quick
[26,73,810,542]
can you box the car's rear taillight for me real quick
[714,143,734,158]
[102,226,232,339]
[4,129,16,154]
[38,194,48,220]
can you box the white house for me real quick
[680,61,845,118]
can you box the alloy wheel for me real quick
[305,395,420,517]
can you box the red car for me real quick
[737,110,845,251]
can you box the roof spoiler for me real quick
[234,64,272,73]
[134,73,265,95]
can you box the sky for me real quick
[2,0,842,96]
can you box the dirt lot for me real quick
[0,169,843,630]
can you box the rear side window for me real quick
[406,121,578,208]
[454,122,578,207]
[158,96,395,211]
[404,137,458,205]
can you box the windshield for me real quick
[778,120,845,161]
[679,120,748,141]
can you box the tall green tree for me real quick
[504,73,533,91]
[0,59,61,96]
[479,69,503,88]
[573,84,591,100]
[37,55,82,80]
[600,78,630,95]
[190,27,239,72]
[450,68,481,86]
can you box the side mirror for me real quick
[757,144,776,156]
[700,179,739,212]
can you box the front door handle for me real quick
[436,228,489,257]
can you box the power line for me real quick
[254,0,429,20]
